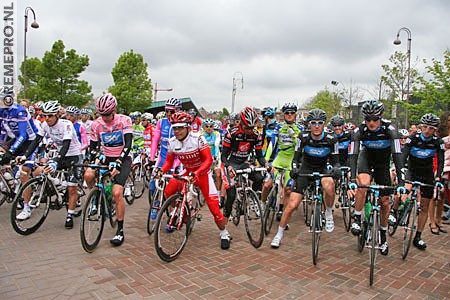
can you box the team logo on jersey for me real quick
[238,142,251,152]
[304,145,330,157]
[101,131,124,147]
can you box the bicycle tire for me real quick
[388,209,399,237]
[369,210,378,286]
[263,186,278,235]
[187,196,199,236]
[80,189,105,253]
[0,174,8,206]
[131,163,146,199]
[303,197,311,226]
[340,189,352,232]
[312,199,321,265]
[154,193,190,262]
[10,177,50,235]
[195,186,205,207]
[243,190,264,248]
[231,197,241,226]
[107,196,117,228]
[147,186,163,235]
[402,200,417,260]
[358,219,366,253]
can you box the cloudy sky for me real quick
[16,0,450,112]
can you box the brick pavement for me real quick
[0,191,449,299]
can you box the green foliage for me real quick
[305,89,343,121]
[108,50,153,114]
[412,50,450,119]
[19,40,92,107]
[219,107,230,119]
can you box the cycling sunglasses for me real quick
[309,121,325,127]
[364,115,381,122]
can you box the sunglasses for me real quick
[44,114,56,118]
[165,110,175,114]
[364,116,381,122]
[172,126,186,130]
[284,111,296,115]
[100,113,113,117]
[421,124,437,130]
[309,121,325,127]
[204,125,214,128]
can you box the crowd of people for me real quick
[1,86,449,253]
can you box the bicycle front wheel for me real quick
[303,191,311,226]
[263,186,278,235]
[80,189,105,253]
[341,192,352,232]
[243,190,264,248]
[147,185,163,236]
[402,200,417,260]
[131,163,146,199]
[10,177,50,235]
[154,193,190,262]
[369,210,378,286]
[124,173,136,205]
[311,199,322,265]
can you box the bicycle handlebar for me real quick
[297,173,334,178]
[235,167,267,174]
[161,174,197,195]
[404,180,436,188]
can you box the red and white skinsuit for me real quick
[161,131,225,225]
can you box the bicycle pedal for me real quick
[335,203,340,209]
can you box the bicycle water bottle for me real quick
[364,202,372,222]
[105,182,113,203]
[398,197,410,211]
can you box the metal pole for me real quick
[393,27,411,128]
[23,7,39,100]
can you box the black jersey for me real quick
[292,132,339,170]
[335,131,352,166]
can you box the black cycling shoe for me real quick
[413,237,427,250]
[220,233,232,250]
[351,215,361,236]
[276,210,283,222]
[65,215,73,229]
[110,230,125,247]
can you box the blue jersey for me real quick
[203,131,220,159]
[0,103,40,152]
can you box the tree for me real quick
[219,107,230,119]
[412,50,450,119]
[381,51,420,126]
[26,40,92,106]
[108,50,152,114]
[305,89,343,120]
[18,57,42,101]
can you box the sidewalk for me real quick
[1,192,449,299]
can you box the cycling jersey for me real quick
[203,131,220,159]
[90,114,133,157]
[143,124,153,149]
[73,121,88,150]
[41,119,82,157]
[0,103,42,153]
[221,126,266,167]
[334,130,352,166]
[262,119,277,154]
[150,118,174,166]
[132,124,145,148]
[265,122,303,168]
[349,120,404,184]
[403,132,444,176]
[82,119,93,136]
[293,132,339,169]
[191,117,203,133]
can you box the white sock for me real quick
[68,209,75,215]
[354,210,362,216]
[276,225,285,238]
[24,202,30,210]
[220,229,229,237]
[325,208,333,218]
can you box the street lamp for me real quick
[393,27,411,128]
[23,7,39,100]
[331,79,353,119]
[231,71,243,113]
[153,82,173,102]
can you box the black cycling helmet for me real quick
[281,103,297,113]
[361,100,384,117]
[330,115,345,127]
[420,113,440,128]
[306,108,327,122]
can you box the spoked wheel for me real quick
[311,200,322,265]
[243,190,264,248]
[231,198,241,226]
[263,187,277,235]
[341,193,352,232]
[303,198,311,226]
[358,220,367,253]
[124,171,136,205]
[402,201,417,260]
[131,163,146,199]
[147,185,163,236]
[369,210,378,286]
[80,189,105,253]
[195,186,205,207]
[388,209,399,237]
[154,193,190,262]
[10,177,50,235]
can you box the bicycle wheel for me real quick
[263,186,278,235]
[80,189,105,253]
[107,197,117,228]
[187,196,200,236]
[131,163,146,199]
[243,190,264,248]
[147,185,163,235]
[340,189,352,232]
[358,219,367,253]
[303,187,312,226]
[124,172,136,205]
[369,210,378,286]
[231,197,241,226]
[0,175,8,206]
[10,177,50,235]
[154,193,190,262]
[311,199,321,265]
[401,200,417,260]
[196,186,205,207]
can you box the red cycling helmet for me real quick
[169,111,192,127]
[240,106,258,127]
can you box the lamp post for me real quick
[331,79,353,119]
[23,7,39,100]
[153,82,173,102]
[231,71,243,113]
[393,27,411,129]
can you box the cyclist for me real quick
[271,108,339,248]
[65,106,88,152]
[84,93,133,246]
[221,106,268,219]
[23,100,83,228]
[80,108,93,137]
[401,113,444,250]
[261,107,277,157]
[348,100,405,256]
[131,112,145,150]
[261,103,302,220]
[329,115,351,166]
[142,112,154,153]
[188,108,203,133]
[202,118,222,191]
[156,111,231,249]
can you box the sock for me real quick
[117,220,124,233]
[326,208,333,218]
[354,210,362,215]
[279,204,284,211]
[415,231,422,239]
[68,209,75,216]
[220,229,229,238]
[24,202,30,210]
[276,225,285,238]
[380,229,386,243]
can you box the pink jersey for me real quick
[90,114,133,158]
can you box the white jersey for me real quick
[82,119,93,136]
[41,119,82,157]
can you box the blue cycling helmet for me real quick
[262,107,275,117]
